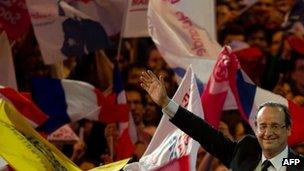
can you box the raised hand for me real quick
[140,70,170,108]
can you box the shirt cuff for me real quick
[162,99,179,118]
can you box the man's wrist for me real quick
[162,99,178,118]
[161,96,170,108]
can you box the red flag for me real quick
[0,87,48,127]
[0,0,31,40]
[155,155,190,171]
[114,128,135,160]
[98,93,130,123]
[287,101,304,145]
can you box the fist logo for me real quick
[213,55,229,82]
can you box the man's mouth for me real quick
[263,139,276,144]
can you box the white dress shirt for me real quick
[255,146,288,171]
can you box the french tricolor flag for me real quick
[201,47,237,128]
[0,86,48,127]
[202,46,304,145]
[232,69,304,146]
[112,62,137,160]
[30,77,104,133]
[220,46,304,146]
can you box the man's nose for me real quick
[264,128,273,136]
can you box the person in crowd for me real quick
[145,46,167,72]
[154,68,178,98]
[143,94,162,136]
[126,64,146,87]
[273,50,304,106]
[140,70,304,171]
[216,1,236,32]
[125,85,152,146]
[218,24,245,46]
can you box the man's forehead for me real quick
[256,106,285,121]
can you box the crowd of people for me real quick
[5,0,304,170]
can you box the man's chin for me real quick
[262,141,277,149]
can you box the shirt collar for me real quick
[261,146,288,170]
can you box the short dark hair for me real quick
[255,102,292,128]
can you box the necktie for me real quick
[262,160,272,171]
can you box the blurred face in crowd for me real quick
[235,122,246,141]
[223,34,245,46]
[133,141,148,159]
[104,123,119,143]
[155,69,171,91]
[255,106,291,158]
[127,67,145,85]
[291,58,304,95]
[117,55,129,72]
[274,0,294,14]
[217,4,233,29]
[126,90,145,125]
[147,49,166,72]
[144,95,160,126]
[253,0,273,14]
[247,30,268,52]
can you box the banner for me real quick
[147,0,220,59]
[0,99,81,171]
[25,0,111,64]
[88,158,131,171]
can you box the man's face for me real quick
[128,67,145,85]
[255,106,291,157]
[126,91,145,125]
[148,49,165,71]
[253,0,273,14]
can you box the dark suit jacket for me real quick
[170,106,304,171]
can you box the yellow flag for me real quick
[0,99,81,171]
[88,158,131,171]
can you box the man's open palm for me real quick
[140,70,169,108]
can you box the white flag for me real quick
[125,66,203,171]
[122,0,149,38]
[0,31,17,90]
[148,0,220,58]
[25,0,66,64]
[68,0,127,36]
[25,0,111,64]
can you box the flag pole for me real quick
[115,0,129,60]
[109,135,114,159]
